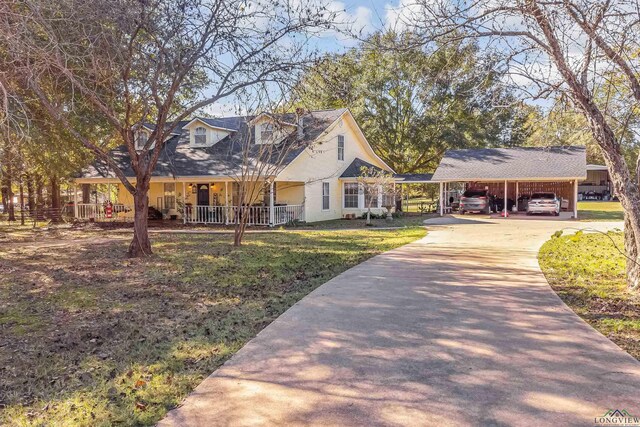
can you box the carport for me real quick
[430,146,587,219]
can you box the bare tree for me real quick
[0,0,337,256]
[230,108,324,245]
[403,0,640,289]
[357,166,397,225]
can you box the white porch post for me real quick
[269,181,275,226]
[574,179,579,219]
[74,183,79,219]
[515,181,519,212]
[439,182,444,216]
[377,184,382,208]
[225,181,230,225]
[504,180,508,217]
[182,182,187,224]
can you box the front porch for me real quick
[72,180,305,226]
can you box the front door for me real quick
[197,184,210,206]
[197,184,210,222]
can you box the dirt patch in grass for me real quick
[539,231,640,360]
[0,226,425,426]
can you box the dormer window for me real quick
[194,127,207,145]
[261,123,274,142]
[136,131,148,150]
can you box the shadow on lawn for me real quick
[163,244,640,427]
[0,228,423,425]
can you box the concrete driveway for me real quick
[161,217,640,427]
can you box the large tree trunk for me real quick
[1,179,7,214]
[6,163,15,222]
[624,214,640,290]
[587,120,640,290]
[49,175,63,223]
[528,2,640,290]
[26,173,35,213]
[19,178,25,225]
[35,175,45,221]
[127,180,152,257]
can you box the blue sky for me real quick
[314,0,401,52]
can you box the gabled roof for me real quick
[78,109,348,179]
[340,158,386,178]
[183,117,244,132]
[431,146,587,182]
[141,123,181,135]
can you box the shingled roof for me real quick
[79,109,347,179]
[431,146,587,182]
[340,158,386,178]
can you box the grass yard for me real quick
[294,213,435,230]
[539,231,640,361]
[0,226,425,426]
[578,200,623,221]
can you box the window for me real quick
[322,182,330,210]
[344,183,359,208]
[194,127,207,145]
[337,135,344,161]
[136,131,148,150]
[382,192,395,207]
[260,123,274,143]
[364,185,376,208]
[164,183,176,210]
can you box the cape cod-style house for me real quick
[73,108,397,225]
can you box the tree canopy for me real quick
[295,31,530,173]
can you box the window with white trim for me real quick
[344,183,359,208]
[337,135,345,161]
[261,123,274,143]
[322,182,330,210]
[164,183,176,210]
[364,185,376,208]
[194,127,207,145]
[135,131,148,150]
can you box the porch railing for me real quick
[76,203,133,221]
[75,203,305,226]
[186,204,304,226]
[273,204,305,225]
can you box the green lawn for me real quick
[294,213,435,230]
[0,226,426,426]
[578,201,623,221]
[539,231,640,361]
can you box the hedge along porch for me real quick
[431,146,587,219]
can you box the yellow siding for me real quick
[276,182,304,205]
[184,120,231,147]
[278,112,391,222]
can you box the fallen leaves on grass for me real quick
[0,226,426,426]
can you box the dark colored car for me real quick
[493,197,516,213]
[459,189,491,214]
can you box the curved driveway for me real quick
[161,217,640,427]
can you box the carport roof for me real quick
[431,146,586,182]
